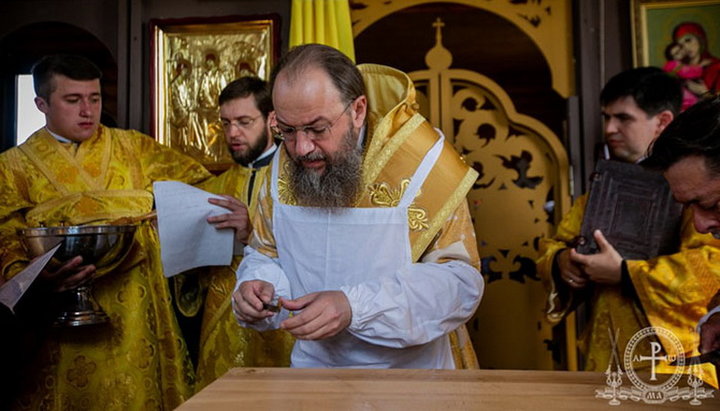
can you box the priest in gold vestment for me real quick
[537,68,720,386]
[233,44,482,368]
[642,97,720,369]
[0,55,211,409]
[187,77,293,391]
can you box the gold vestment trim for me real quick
[368,179,429,232]
[412,167,478,262]
[363,113,425,187]
[19,129,110,193]
[26,190,154,226]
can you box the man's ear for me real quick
[267,111,276,132]
[265,111,277,142]
[351,95,367,129]
[655,110,674,136]
[34,96,49,114]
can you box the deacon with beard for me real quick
[187,77,294,391]
[232,44,484,369]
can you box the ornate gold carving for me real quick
[409,19,569,284]
[402,16,571,370]
[153,18,276,171]
[368,179,428,231]
[351,0,574,98]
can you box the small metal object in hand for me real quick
[263,296,282,312]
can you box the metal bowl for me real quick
[18,224,137,268]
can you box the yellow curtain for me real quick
[289,0,356,62]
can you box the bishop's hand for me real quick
[280,291,352,340]
[232,279,276,323]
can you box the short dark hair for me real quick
[218,76,273,117]
[644,96,720,174]
[270,43,365,105]
[600,67,682,117]
[31,54,102,101]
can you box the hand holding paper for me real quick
[207,195,252,244]
[154,181,235,277]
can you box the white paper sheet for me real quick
[0,243,61,312]
[154,181,234,277]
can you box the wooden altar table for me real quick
[178,367,718,410]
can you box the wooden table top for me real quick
[178,368,719,410]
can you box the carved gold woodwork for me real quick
[351,0,574,98]
[409,18,570,370]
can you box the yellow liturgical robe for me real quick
[0,126,212,410]
[537,193,720,387]
[190,163,294,392]
[249,64,481,368]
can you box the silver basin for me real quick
[18,224,136,268]
[17,224,137,327]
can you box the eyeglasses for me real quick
[272,100,354,143]
[221,114,263,131]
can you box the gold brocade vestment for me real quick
[189,164,294,392]
[0,126,211,410]
[537,193,720,387]
[250,64,481,368]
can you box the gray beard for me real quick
[288,128,363,208]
